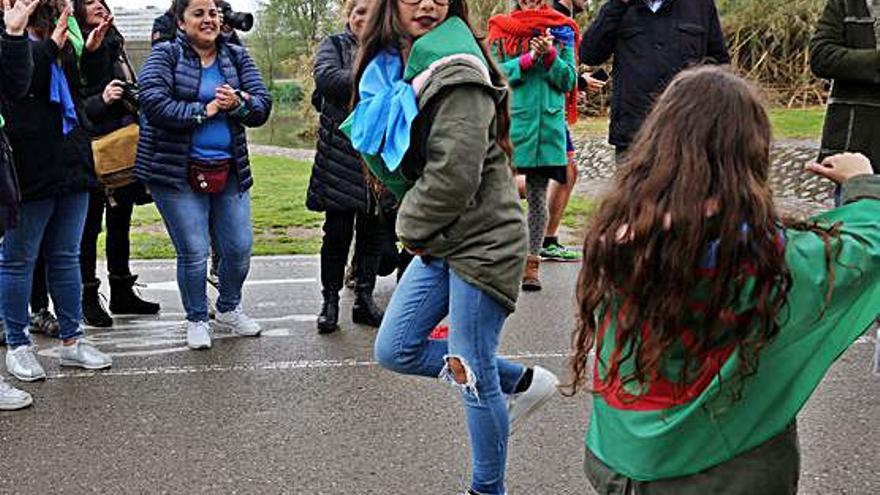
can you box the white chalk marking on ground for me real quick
[143,277,316,291]
[43,351,574,380]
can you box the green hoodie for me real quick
[588,174,880,481]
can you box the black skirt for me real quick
[519,165,567,184]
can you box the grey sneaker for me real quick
[5,345,46,382]
[59,340,112,370]
[508,365,558,435]
[0,377,33,410]
[215,306,261,337]
[186,321,213,350]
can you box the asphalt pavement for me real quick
[0,256,877,494]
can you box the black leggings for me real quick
[80,188,134,282]
[320,210,382,293]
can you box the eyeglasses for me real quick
[398,0,451,6]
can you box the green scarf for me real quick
[341,17,488,199]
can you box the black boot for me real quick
[82,279,113,327]
[352,255,384,327]
[317,291,341,334]
[109,274,161,315]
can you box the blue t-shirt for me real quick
[190,61,233,161]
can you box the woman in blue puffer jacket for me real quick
[135,0,271,350]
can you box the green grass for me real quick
[116,106,824,259]
[767,107,825,140]
[571,107,826,141]
[246,106,316,149]
[110,155,596,259]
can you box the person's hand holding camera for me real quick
[102,79,125,104]
[3,0,39,36]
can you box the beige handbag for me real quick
[92,122,139,194]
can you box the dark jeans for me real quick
[80,188,134,282]
[584,422,800,495]
[151,179,252,322]
[321,210,381,293]
[1,193,89,345]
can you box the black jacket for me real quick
[580,0,729,147]
[306,29,370,213]
[4,37,92,202]
[0,32,33,228]
[811,0,880,170]
[80,30,138,137]
[151,11,176,46]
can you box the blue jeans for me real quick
[374,257,526,495]
[151,179,253,322]
[1,193,88,346]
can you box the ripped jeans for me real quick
[374,257,526,495]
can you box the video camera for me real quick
[217,1,254,32]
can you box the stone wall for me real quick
[573,138,834,217]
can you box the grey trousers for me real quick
[585,422,800,495]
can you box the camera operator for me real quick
[152,0,247,46]
[74,0,160,327]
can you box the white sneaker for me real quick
[5,345,46,382]
[60,340,112,370]
[214,305,261,337]
[186,321,213,350]
[508,365,558,435]
[0,377,33,410]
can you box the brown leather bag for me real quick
[187,159,231,193]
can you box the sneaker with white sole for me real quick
[508,365,558,434]
[0,377,33,410]
[5,345,46,382]
[186,321,213,350]
[214,306,261,337]
[60,340,112,370]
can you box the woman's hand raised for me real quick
[50,5,72,49]
[3,0,40,37]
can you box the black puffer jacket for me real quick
[306,29,369,213]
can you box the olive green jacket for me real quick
[811,0,880,169]
[397,58,529,312]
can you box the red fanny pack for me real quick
[187,159,231,194]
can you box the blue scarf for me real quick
[348,49,419,173]
[549,26,575,48]
[49,62,79,136]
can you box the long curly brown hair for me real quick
[566,66,839,401]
